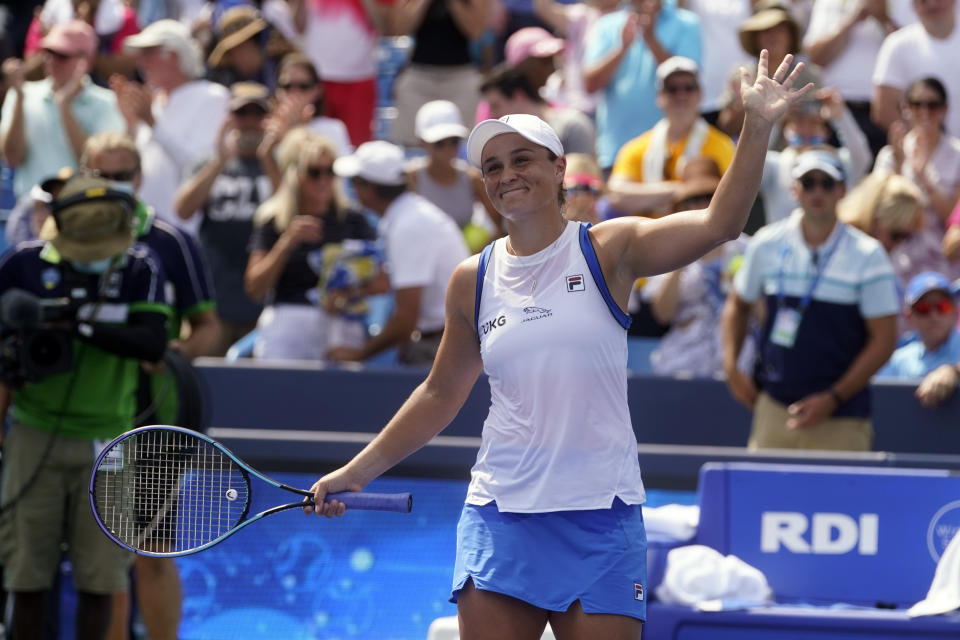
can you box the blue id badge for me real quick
[770,307,802,348]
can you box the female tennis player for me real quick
[306,51,812,639]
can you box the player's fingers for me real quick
[756,48,769,79]
[772,53,793,83]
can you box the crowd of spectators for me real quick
[0,1,956,392]
[0,0,955,409]
[0,0,959,636]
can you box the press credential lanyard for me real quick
[770,225,844,348]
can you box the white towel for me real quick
[642,504,700,541]
[655,545,773,607]
[909,528,960,617]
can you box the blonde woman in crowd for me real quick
[838,170,926,337]
[244,132,380,360]
[838,171,925,259]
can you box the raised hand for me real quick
[2,58,25,92]
[216,116,240,160]
[739,50,815,127]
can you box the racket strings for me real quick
[93,429,250,553]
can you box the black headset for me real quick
[50,185,137,230]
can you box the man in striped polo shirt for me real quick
[721,149,900,451]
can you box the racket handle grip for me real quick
[326,491,413,513]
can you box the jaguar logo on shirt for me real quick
[522,306,552,323]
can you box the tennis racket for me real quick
[89,425,412,557]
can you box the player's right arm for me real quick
[306,255,484,516]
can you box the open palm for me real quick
[740,50,815,126]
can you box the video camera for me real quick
[0,289,75,387]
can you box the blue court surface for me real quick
[55,474,692,639]
[171,474,694,639]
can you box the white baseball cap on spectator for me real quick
[466,114,564,168]
[333,141,407,186]
[415,100,469,144]
[124,19,205,79]
[791,149,845,182]
[656,56,699,92]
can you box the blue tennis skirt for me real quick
[450,497,647,620]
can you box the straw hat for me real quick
[739,1,800,57]
[207,6,267,68]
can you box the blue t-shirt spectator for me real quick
[584,0,701,169]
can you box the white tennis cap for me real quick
[124,19,205,79]
[333,140,407,186]
[467,114,564,168]
[416,100,469,144]
[791,149,845,182]
[656,56,699,91]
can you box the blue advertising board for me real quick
[696,463,960,607]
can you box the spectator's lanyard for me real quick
[770,227,844,348]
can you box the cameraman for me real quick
[0,176,169,640]
[81,131,221,640]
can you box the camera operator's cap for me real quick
[41,19,98,58]
[124,19,205,79]
[905,271,956,306]
[333,141,407,186]
[656,56,699,91]
[40,176,136,263]
[208,6,268,68]
[467,114,564,168]
[791,149,845,182]
[416,100,469,144]
[504,27,565,66]
[229,82,270,112]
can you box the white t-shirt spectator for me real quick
[804,0,917,102]
[136,80,229,230]
[296,0,385,81]
[379,191,469,333]
[873,22,960,136]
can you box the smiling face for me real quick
[480,133,565,219]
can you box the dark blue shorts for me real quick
[451,497,647,620]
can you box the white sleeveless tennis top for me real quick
[467,220,646,512]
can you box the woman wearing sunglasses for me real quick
[244,132,379,360]
[259,53,354,189]
[878,271,960,409]
[876,77,960,282]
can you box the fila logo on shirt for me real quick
[634,583,644,601]
[566,274,585,292]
